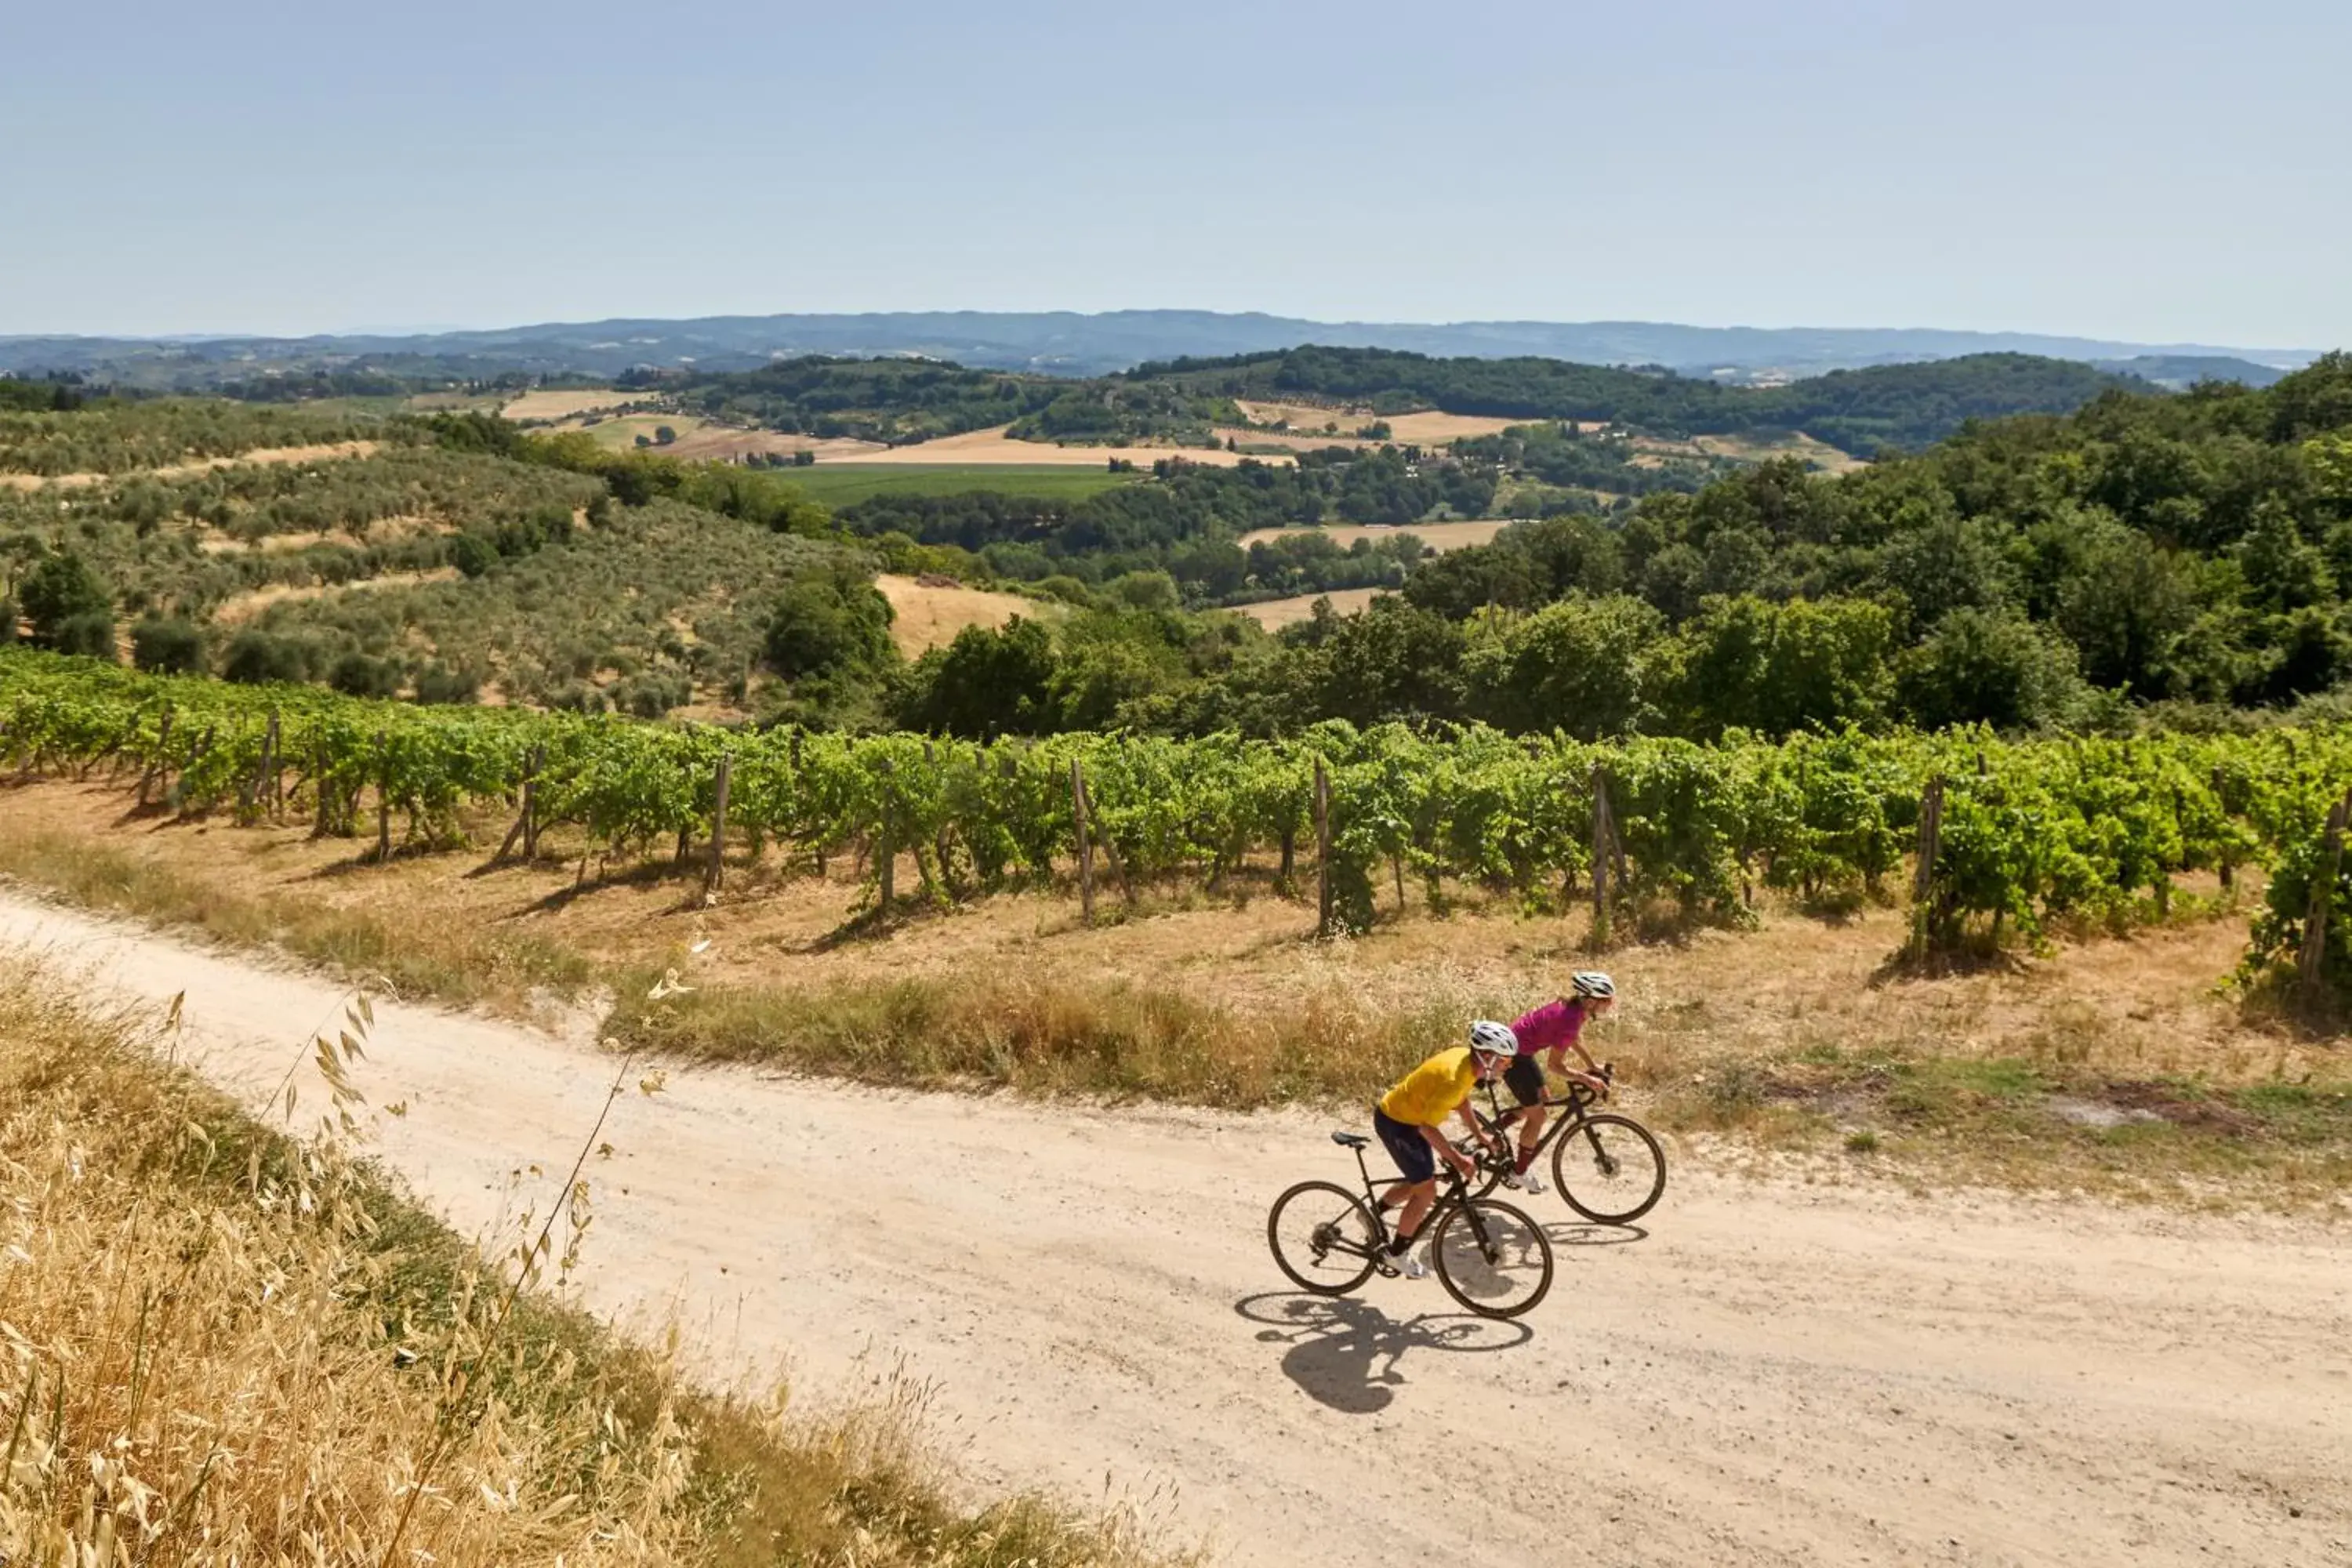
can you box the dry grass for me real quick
[1228,403,1526,448]
[1,779,2345,1206]
[1229,587,1383,628]
[1233,520,1517,555]
[1691,430,1871,474]
[210,567,463,625]
[873,573,1058,657]
[0,950,1182,1566]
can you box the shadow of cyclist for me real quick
[1541,1220,1650,1249]
[1233,1292,1531,1415]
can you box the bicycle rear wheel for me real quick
[1267,1180,1381,1296]
[1429,1198,1553,1319]
[1550,1112,1667,1225]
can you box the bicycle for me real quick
[1452,1063,1666,1225]
[1265,1131,1555,1319]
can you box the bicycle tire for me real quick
[1549,1112,1667,1225]
[1266,1180,1381,1296]
[1429,1198,1553,1319]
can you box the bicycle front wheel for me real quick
[1267,1180,1381,1296]
[1550,1112,1667,1225]
[1429,1198,1553,1319]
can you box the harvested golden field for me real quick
[1230,586,1382,627]
[834,423,1279,468]
[1235,519,1518,554]
[874,571,1058,655]
[1230,401,1526,446]
[499,386,643,421]
[0,438,384,491]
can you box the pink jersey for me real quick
[1510,998,1588,1056]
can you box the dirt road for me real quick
[4,890,2345,1566]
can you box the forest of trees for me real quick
[627,346,2140,458]
[1127,347,2138,454]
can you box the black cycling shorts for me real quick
[1504,1054,1545,1108]
[1373,1107,1436,1183]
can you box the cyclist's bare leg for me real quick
[1380,1178,1437,1247]
[1515,1105,1548,1174]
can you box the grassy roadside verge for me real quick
[2,814,2346,1210]
[0,827,593,1010]
[0,953,1174,1565]
[604,967,2352,1207]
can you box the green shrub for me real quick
[130,616,205,674]
[328,652,400,699]
[220,630,307,685]
[50,612,118,661]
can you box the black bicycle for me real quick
[1453,1063,1667,1225]
[1266,1131,1554,1319]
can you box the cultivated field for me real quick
[833,423,1279,468]
[1231,401,1527,446]
[1235,519,1520,554]
[766,463,1140,506]
[1230,586,1383,627]
[497,386,643,421]
[874,571,1058,656]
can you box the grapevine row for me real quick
[5,651,2351,946]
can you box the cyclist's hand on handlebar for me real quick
[1445,1149,1479,1182]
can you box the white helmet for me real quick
[1468,1020,1518,1059]
[1570,972,1615,1000]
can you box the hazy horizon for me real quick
[5,1,2345,346]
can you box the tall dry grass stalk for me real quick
[0,957,1178,1566]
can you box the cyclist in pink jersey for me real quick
[1500,972,1615,1192]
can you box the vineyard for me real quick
[5,649,2352,982]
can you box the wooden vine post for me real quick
[1910,775,1946,958]
[704,753,733,895]
[1589,764,1623,947]
[1069,758,1098,923]
[373,729,392,862]
[2297,787,2352,991]
[877,757,895,909]
[1313,757,1333,937]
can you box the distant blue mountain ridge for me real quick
[0,309,2317,387]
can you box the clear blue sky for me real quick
[4,0,2344,347]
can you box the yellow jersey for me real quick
[1378,1047,1478,1127]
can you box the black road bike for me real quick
[1266,1131,1554,1319]
[1452,1064,1667,1225]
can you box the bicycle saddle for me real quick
[1330,1131,1370,1149]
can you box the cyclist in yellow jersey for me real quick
[1368,1022,1518,1279]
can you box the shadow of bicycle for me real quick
[1233,1292,1532,1416]
[1542,1220,1650,1249]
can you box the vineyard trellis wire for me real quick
[7,649,2352,964]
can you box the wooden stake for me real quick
[877,757,896,909]
[374,730,391,862]
[1591,764,1613,947]
[1070,758,1095,923]
[1911,775,1945,956]
[705,753,732,893]
[2298,789,2350,990]
[1314,758,1333,937]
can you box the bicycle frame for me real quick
[1330,1138,1488,1264]
[1469,1075,1613,1171]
